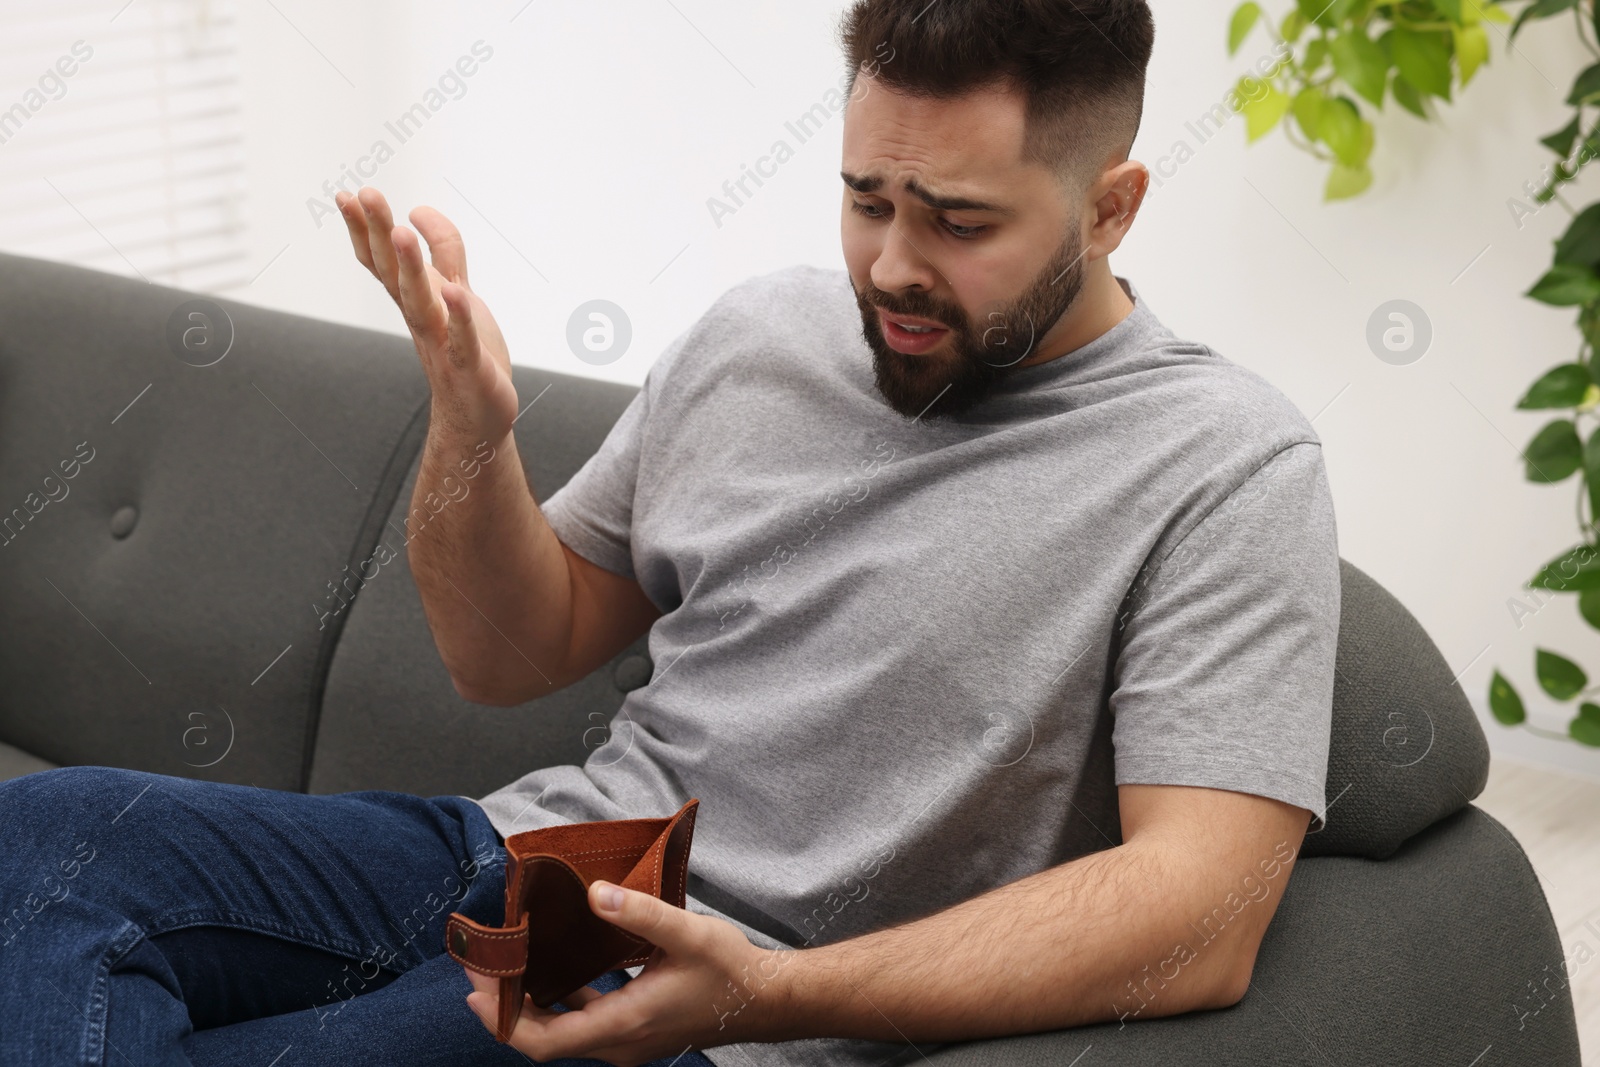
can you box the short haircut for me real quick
[837,0,1155,196]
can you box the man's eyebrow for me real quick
[840,170,1015,217]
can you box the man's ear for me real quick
[1088,160,1148,257]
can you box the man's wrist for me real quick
[425,394,512,454]
[421,417,510,475]
[752,942,861,1044]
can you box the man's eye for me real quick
[848,200,987,240]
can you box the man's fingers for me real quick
[335,191,375,274]
[393,226,445,344]
[357,186,402,299]
[411,205,469,287]
[499,986,636,1062]
[557,986,603,1010]
[441,282,483,373]
[461,966,505,1002]
[589,881,704,958]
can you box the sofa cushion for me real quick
[0,252,427,791]
[0,740,56,782]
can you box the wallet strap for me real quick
[446,912,529,977]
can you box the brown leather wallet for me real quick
[444,798,700,1043]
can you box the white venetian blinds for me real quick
[0,0,247,292]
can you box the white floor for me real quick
[1474,754,1600,1064]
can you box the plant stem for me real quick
[1282,119,1335,161]
[1577,4,1600,59]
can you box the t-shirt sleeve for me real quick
[1108,441,1341,833]
[537,324,697,583]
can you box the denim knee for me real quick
[0,764,157,833]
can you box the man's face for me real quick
[841,75,1090,420]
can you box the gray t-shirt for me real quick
[470,265,1341,1067]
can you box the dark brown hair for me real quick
[837,0,1155,194]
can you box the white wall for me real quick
[23,0,1600,780]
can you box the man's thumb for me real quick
[590,880,696,954]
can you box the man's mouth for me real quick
[876,307,951,353]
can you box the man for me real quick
[0,1,1339,1065]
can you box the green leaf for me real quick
[1537,648,1588,699]
[1542,114,1581,157]
[1518,364,1593,408]
[1282,9,1307,41]
[1293,86,1325,139]
[1319,96,1369,166]
[1568,585,1600,633]
[1513,0,1580,41]
[1304,37,1329,73]
[1331,29,1390,107]
[1526,419,1584,482]
[1569,62,1600,105]
[1392,72,1428,118]
[1390,28,1454,99]
[1298,0,1351,28]
[1229,2,1263,55]
[1579,587,1600,628]
[1240,77,1292,142]
[1480,2,1513,24]
[1527,263,1600,306]
[1572,713,1600,745]
[1433,0,1463,20]
[1586,429,1600,532]
[1530,542,1600,590]
[1489,670,1526,724]
[1454,24,1490,85]
[1555,203,1600,268]
[1325,162,1374,199]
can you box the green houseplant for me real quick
[1227,0,1600,747]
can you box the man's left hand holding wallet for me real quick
[449,798,805,1062]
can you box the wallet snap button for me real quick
[449,925,469,958]
[613,654,653,692]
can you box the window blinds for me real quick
[0,0,246,292]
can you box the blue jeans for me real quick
[0,765,717,1066]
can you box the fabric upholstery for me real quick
[0,739,55,780]
[1305,559,1491,859]
[308,365,654,799]
[0,251,427,790]
[923,805,1578,1065]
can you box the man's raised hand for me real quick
[336,186,519,445]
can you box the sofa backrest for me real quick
[1304,559,1490,858]
[0,252,427,789]
[0,252,1489,857]
[0,252,645,794]
[306,363,653,800]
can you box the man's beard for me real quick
[851,227,1088,421]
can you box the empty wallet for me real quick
[444,797,700,1043]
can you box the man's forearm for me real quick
[405,417,574,702]
[761,837,1277,1044]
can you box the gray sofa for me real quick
[0,250,1581,1065]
